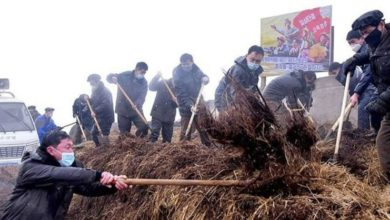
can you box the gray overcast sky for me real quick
[0,0,388,127]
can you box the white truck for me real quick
[0,78,40,166]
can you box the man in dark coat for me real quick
[87,74,114,147]
[263,70,316,120]
[107,62,149,137]
[214,45,264,112]
[72,94,94,143]
[1,130,128,220]
[173,53,211,146]
[342,10,390,177]
[27,105,41,121]
[335,30,382,132]
[148,73,177,143]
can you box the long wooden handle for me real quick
[331,103,353,131]
[282,99,294,118]
[122,178,252,186]
[324,102,353,141]
[334,72,351,159]
[158,73,179,106]
[185,84,205,137]
[76,116,87,141]
[116,83,149,127]
[297,99,315,124]
[85,98,103,136]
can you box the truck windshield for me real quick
[0,103,35,132]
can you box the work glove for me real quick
[111,76,118,84]
[365,98,388,116]
[171,100,178,108]
[183,105,192,115]
[106,74,118,84]
[343,57,358,76]
[191,105,198,114]
[201,76,209,85]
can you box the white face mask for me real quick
[181,64,193,72]
[247,62,259,71]
[135,73,144,79]
[91,85,98,92]
[350,43,362,53]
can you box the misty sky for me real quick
[0,0,388,128]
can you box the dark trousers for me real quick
[376,114,390,178]
[92,121,112,146]
[358,92,383,132]
[180,116,211,146]
[149,117,174,143]
[358,93,372,130]
[371,113,383,133]
[73,125,92,145]
[118,114,148,137]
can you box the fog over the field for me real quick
[0,0,387,128]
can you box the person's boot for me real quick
[85,129,92,141]
[148,136,158,143]
[99,135,110,147]
[363,130,378,142]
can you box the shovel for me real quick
[297,99,315,124]
[343,102,353,130]
[116,83,150,130]
[333,71,352,162]
[57,121,77,131]
[120,177,254,187]
[75,115,87,142]
[158,71,179,106]
[84,97,104,138]
[324,103,353,141]
[185,84,205,138]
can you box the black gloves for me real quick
[365,98,388,115]
[343,57,358,76]
[171,101,178,108]
[366,88,390,115]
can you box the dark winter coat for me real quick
[149,75,177,122]
[72,97,93,130]
[214,56,263,111]
[90,81,114,127]
[263,71,312,108]
[1,149,116,220]
[107,71,148,117]
[173,64,209,117]
[354,24,390,110]
[353,43,377,95]
[336,43,376,96]
[29,109,41,121]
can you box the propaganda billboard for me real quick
[261,6,332,72]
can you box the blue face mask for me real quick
[58,152,75,167]
[247,62,259,71]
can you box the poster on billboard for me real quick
[261,6,332,73]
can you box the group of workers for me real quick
[2,9,390,220]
